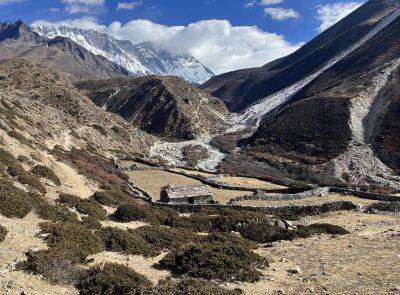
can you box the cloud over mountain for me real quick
[34,17,301,74]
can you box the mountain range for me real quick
[32,24,214,84]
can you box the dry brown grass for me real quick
[127,170,251,203]
[226,211,400,295]
[212,176,287,190]
[126,170,202,199]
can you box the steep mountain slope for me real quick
[76,76,229,140]
[247,4,400,187]
[0,21,132,81]
[32,25,215,84]
[202,0,400,111]
[0,58,154,155]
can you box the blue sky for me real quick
[0,0,366,73]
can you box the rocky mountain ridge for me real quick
[0,20,132,81]
[32,24,215,84]
[77,76,229,140]
[202,0,400,112]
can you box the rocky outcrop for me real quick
[77,76,229,140]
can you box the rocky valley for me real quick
[0,0,399,294]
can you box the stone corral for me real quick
[160,185,214,204]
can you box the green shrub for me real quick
[154,277,242,295]
[31,165,61,186]
[98,227,159,257]
[135,226,199,251]
[0,148,18,167]
[77,263,152,295]
[39,222,104,264]
[202,232,258,250]
[17,155,31,164]
[0,225,7,242]
[169,214,214,232]
[29,193,77,223]
[7,130,31,146]
[114,203,162,223]
[297,223,350,236]
[0,178,32,218]
[81,216,102,230]
[239,222,297,243]
[76,200,107,221]
[58,193,81,207]
[240,222,350,244]
[90,190,135,207]
[160,241,266,282]
[8,165,47,194]
[58,194,107,221]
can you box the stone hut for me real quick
[160,185,213,204]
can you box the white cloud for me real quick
[244,0,256,8]
[0,0,23,5]
[117,1,143,11]
[261,0,283,5]
[316,2,364,32]
[61,0,104,14]
[33,17,301,74]
[264,7,299,20]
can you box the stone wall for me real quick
[330,187,400,202]
[165,168,293,194]
[229,187,330,204]
[154,200,360,216]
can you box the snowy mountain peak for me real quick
[31,24,214,84]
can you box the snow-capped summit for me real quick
[31,24,215,84]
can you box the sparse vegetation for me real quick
[239,222,298,243]
[29,193,77,222]
[169,213,214,232]
[240,222,350,243]
[160,241,266,282]
[31,165,61,186]
[58,193,107,220]
[98,227,159,257]
[0,225,7,242]
[77,263,152,295]
[7,164,47,194]
[81,216,102,230]
[113,203,172,224]
[298,223,350,236]
[50,147,127,189]
[7,130,31,146]
[24,250,85,284]
[90,190,135,207]
[0,178,32,218]
[39,222,104,264]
